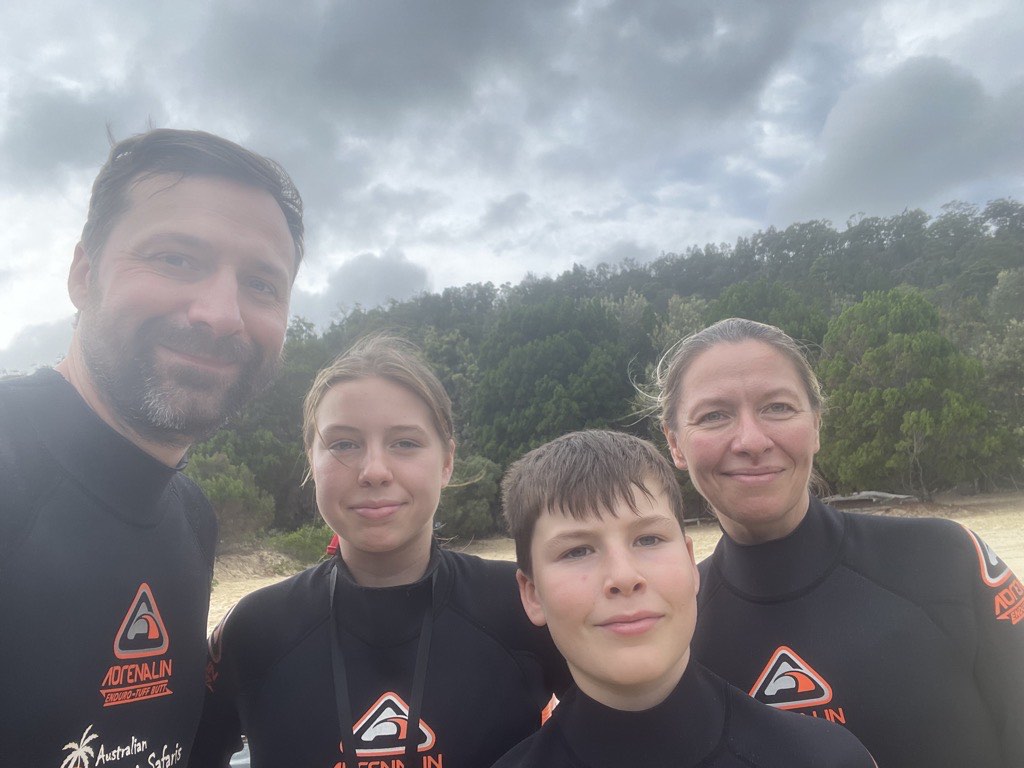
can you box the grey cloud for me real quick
[0,317,72,374]
[774,57,1023,223]
[290,249,430,327]
[0,83,166,188]
[480,193,532,232]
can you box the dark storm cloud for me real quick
[290,249,430,327]
[479,193,532,232]
[776,57,1024,223]
[0,83,166,188]
[172,0,825,195]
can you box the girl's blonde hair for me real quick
[303,334,454,456]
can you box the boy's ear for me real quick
[685,535,700,596]
[663,424,687,471]
[516,568,547,628]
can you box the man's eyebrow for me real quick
[133,232,292,283]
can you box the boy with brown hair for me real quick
[496,429,875,768]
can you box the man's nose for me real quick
[186,270,244,337]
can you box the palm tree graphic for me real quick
[61,725,98,768]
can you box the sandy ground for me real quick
[208,490,1024,632]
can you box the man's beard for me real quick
[78,308,280,446]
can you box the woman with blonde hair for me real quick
[657,317,1023,768]
[190,334,567,767]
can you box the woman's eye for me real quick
[328,440,358,452]
[697,411,726,424]
[393,439,422,450]
[765,402,795,416]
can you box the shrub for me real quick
[185,451,275,543]
[265,523,335,564]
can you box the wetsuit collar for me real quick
[329,543,444,765]
[330,541,450,646]
[28,368,179,525]
[712,496,845,600]
[554,661,726,767]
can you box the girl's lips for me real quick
[350,502,404,520]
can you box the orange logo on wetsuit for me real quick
[99,582,174,707]
[331,692,440,767]
[963,526,1024,625]
[749,646,833,710]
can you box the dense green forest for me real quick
[189,199,1024,544]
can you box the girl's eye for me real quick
[328,440,358,452]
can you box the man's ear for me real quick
[68,243,92,310]
[516,568,547,628]
[663,424,687,471]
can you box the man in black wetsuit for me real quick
[496,430,876,768]
[0,129,304,766]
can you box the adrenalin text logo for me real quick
[99,583,174,707]
[962,526,1024,625]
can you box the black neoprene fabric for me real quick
[0,369,217,766]
[693,496,1024,768]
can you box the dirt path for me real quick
[209,491,1024,632]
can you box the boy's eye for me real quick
[392,439,422,450]
[635,534,662,547]
[560,545,593,561]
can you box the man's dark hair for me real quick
[80,128,305,268]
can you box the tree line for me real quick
[188,199,1024,543]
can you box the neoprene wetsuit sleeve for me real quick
[187,615,244,768]
[960,526,1024,765]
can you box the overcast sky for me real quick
[2,0,1023,371]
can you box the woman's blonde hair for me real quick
[655,317,824,431]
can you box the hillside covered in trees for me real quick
[190,199,1024,542]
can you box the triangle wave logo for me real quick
[749,645,833,710]
[113,582,169,659]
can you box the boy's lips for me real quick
[596,611,662,636]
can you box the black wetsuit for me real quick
[692,496,1024,768]
[190,545,570,767]
[0,369,217,766]
[490,660,876,767]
